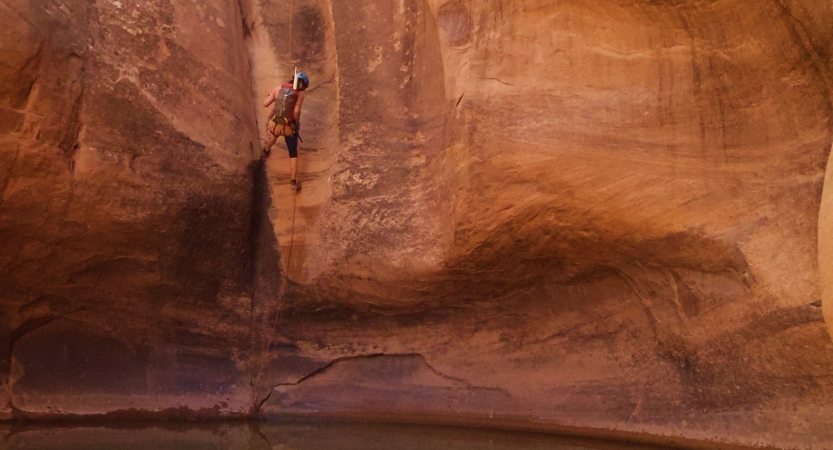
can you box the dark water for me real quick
[1,421,671,450]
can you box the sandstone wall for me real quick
[4,0,833,448]
[253,0,833,448]
[1,0,260,417]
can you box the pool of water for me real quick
[1,421,670,450]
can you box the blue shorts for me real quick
[284,133,298,158]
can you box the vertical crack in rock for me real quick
[236,0,285,416]
[250,422,272,448]
[13,41,45,111]
[236,0,264,157]
[233,0,295,416]
[57,55,86,166]
[237,0,342,411]
[246,160,285,415]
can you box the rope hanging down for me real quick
[285,0,298,294]
[249,0,300,415]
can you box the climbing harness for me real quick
[266,83,299,138]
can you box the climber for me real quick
[262,71,309,190]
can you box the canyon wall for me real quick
[0,0,260,416]
[4,0,833,448]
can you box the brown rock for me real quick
[1,0,258,416]
[4,0,833,447]
[249,0,833,447]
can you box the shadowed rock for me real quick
[3,0,833,448]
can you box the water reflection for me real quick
[2,421,666,450]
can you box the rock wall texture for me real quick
[4,0,833,448]
[1,0,259,417]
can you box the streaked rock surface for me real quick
[3,0,833,448]
[0,0,259,418]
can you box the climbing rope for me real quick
[286,0,298,270]
[249,0,300,415]
[280,0,299,339]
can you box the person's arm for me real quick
[294,91,305,126]
[262,90,276,108]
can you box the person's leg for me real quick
[263,134,278,157]
[285,133,299,185]
[289,156,297,181]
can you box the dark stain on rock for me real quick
[437,0,472,45]
[168,191,252,303]
[653,304,832,411]
[258,3,286,54]
[292,6,326,63]
[442,205,751,305]
[250,159,284,324]
[167,348,238,394]
[11,319,148,395]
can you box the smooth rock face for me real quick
[251,0,833,446]
[1,0,258,417]
[4,0,833,448]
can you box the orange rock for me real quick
[3,0,833,447]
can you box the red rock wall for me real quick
[4,0,833,448]
[1,0,259,417]
[253,0,833,448]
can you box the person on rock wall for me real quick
[262,71,309,191]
